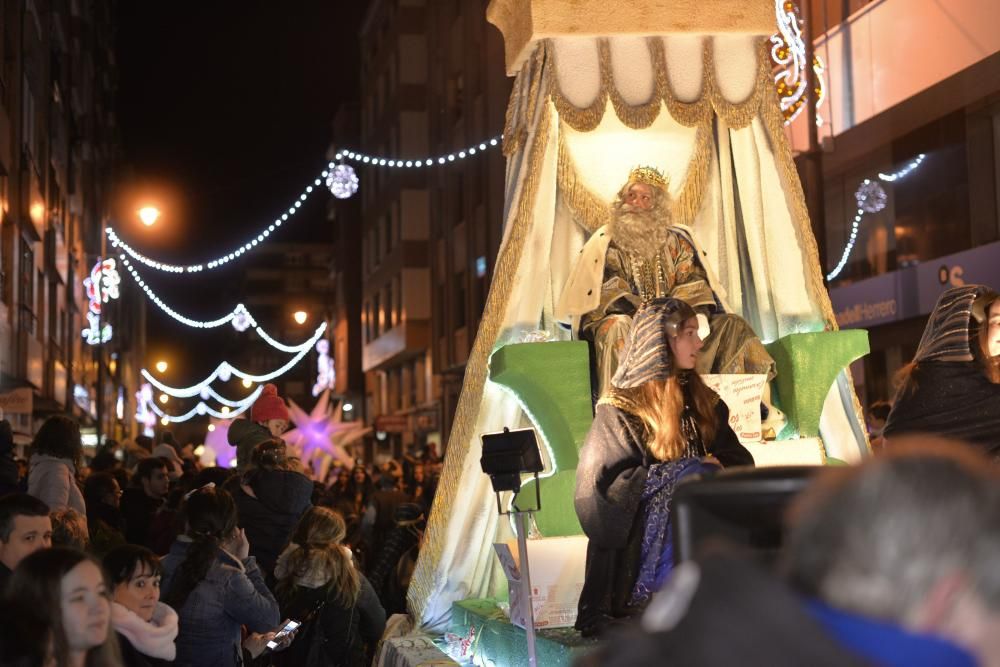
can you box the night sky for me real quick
[114,1,367,390]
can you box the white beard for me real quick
[609,203,671,260]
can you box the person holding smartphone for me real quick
[161,485,280,667]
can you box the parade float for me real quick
[378,1,872,664]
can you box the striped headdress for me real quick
[914,285,999,364]
[611,297,697,389]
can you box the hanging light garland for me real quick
[149,385,262,424]
[826,153,927,282]
[106,134,504,272]
[118,255,321,354]
[140,321,328,399]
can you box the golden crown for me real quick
[629,165,669,190]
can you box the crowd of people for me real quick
[0,384,442,667]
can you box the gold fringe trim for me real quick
[672,120,714,227]
[656,37,712,128]
[707,38,771,130]
[603,39,662,130]
[548,39,607,132]
[550,36,770,132]
[556,129,610,234]
[502,67,525,157]
[557,110,713,233]
[759,80,872,456]
[407,81,555,622]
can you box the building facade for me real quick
[0,0,139,444]
[349,0,510,460]
[790,0,1000,407]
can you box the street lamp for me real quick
[155,360,168,374]
[293,310,308,325]
[138,206,161,227]
[158,393,169,405]
[242,378,253,389]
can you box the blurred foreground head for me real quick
[782,437,1000,665]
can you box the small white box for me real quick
[493,535,587,629]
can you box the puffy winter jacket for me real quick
[233,468,313,576]
[28,454,86,515]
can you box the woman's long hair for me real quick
[276,507,360,608]
[618,371,718,462]
[4,547,121,667]
[162,487,238,610]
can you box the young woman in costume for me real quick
[574,297,755,637]
[884,285,1000,461]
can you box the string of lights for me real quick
[333,135,502,168]
[105,133,504,272]
[140,321,328,399]
[826,153,927,282]
[149,391,257,424]
[119,255,322,353]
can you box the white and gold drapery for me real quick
[407,33,869,632]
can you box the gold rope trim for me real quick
[656,37,712,128]
[603,39,662,130]
[408,85,555,622]
[549,39,607,132]
[759,80,872,456]
[707,37,770,130]
[556,128,610,234]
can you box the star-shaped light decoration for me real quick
[202,417,235,468]
[282,389,369,475]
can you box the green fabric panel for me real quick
[489,342,593,537]
[764,331,870,438]
[450,599,598,666]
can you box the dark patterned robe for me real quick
[573,393,754,633]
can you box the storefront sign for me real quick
[830,240,1000,328]
[0,388,33,415]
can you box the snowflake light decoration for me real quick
[231,305,252,332]
[855,179,887,214]
[326,164,359,200]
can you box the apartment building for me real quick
[0,0,140,442]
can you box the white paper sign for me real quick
[701,374,768,444]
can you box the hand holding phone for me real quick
[266,619,301,651]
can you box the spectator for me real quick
[125,435,154,470]
[104,544,178,667]
[231,439,313,577]
[228,384,290,471]
[0,547,118,667]
[782,438,1000,667]
[161,485,279,667]
[367,503,424,615]
[50,507,90,550]
[346,465,374,519]
[369,474,409,557]
[85,472,127,556]
[27,415,86,515]
[0,493,51,590]
[152,432,184,480]
[273,507,386,667]
[122,458,169,548]
[1,420,20,496]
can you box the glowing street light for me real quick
[343,402,354,413]
[221,406,231,416]
[207,424,217,432]
[293,310,308,325]
[160,417,169,426]
[158,393,169,405]
[138,206,161,227]
[155,360,169,374]
[242,378,253,389]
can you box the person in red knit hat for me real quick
[227,384,290,471]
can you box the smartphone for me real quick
[266,619,301,650]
